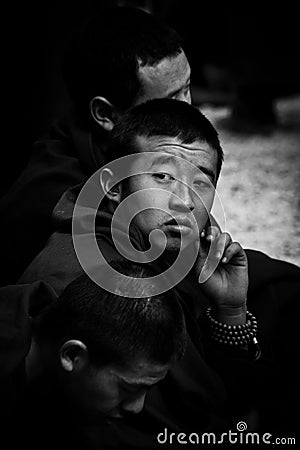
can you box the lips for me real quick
[164,217,194,236]
[164,217,193,228]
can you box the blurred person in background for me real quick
[0,6,191,286]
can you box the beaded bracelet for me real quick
[205,307,259,348]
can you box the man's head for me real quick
[32,261,186,418]
[101,98,224,252]
[63,7,191,131]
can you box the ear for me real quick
[89,96,116,131]
[99,168,122,205]
[59,340,88,373]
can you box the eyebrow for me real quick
[149,154,175,168]
[197,165,216,183]
[166,76,190,98]
[149,154,216,183]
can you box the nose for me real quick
[121,392,146,415]
[169,182,195,212]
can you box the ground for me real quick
[201,96,300,268]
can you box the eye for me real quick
[153,173,175,182]
[184,84,190,94]
[194,179,211,189]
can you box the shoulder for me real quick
[246,249,300,290]
[0,281,56,378]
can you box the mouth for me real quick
[164,217,194,236]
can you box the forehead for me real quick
[133,135,218,180]
[136,51,190,103]
[112,359,169,386]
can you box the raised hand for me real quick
[194,226,249,325]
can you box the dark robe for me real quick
[14,184,300,447]
[0,108,108,285]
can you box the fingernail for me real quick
[222,256,227,263]
[207,235,213,241]
[216,252,221,259]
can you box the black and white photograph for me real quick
[1,1,299,448]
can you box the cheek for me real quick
[78,370,119,410]
[130,193,171,223]
[193,195,214,227]
[88,382,122,414]
[194,188,215,211]
[133,209,161,230]
[131,186,170,207]
[93,395,120,413]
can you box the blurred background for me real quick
[3,0,300,265]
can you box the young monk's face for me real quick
[120,135,218,253]
[63,357,169,419]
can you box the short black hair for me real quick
[33,261,186,367]
[63,7,183,117]
[108,98,224,179]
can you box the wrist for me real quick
[211,303,247,326]
[204,307,261,360]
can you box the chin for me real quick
[167,234,197,252]
[165,238,184,252]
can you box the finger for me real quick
[197,232,231,282]
[199,226,221,260]
[221,241,245,264]
[201,226,221,242]
[200,232,231,276]
[214,232,232,260]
